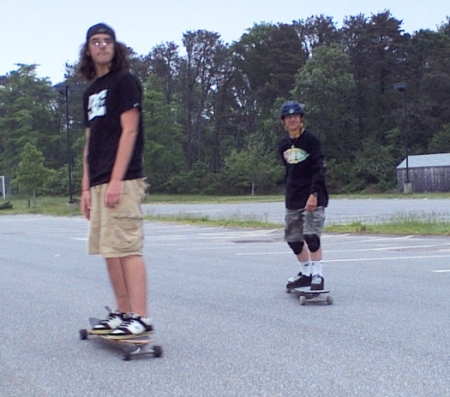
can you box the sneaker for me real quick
[311,275,324,290]
[91,307,124,335]
[108,313,154,339]
[286,273,312,289]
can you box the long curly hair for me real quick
[77,41,130,81]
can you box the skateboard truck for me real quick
[286,287,333,306]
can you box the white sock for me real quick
[311,260,323,277]
[299,261,311,276]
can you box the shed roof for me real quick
[397,153,450,169]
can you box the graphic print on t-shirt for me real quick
[88,89,107,121]
[283,147,309,164]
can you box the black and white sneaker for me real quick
[286,273,312,289]
[90,307,124,335]
[108,313,154,339]
[311,275,324,290]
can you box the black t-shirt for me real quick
[83,70,144,186]
[279,129,329,210]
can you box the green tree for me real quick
[231,23,307,143]
[293,44,358,163]
[341,11,409,143]
[292,15,341,58]
[218,148,283,195]
[353,136,398,191]
[428,123,450,153]
[142,74,185,191]
[0,65,56,175]
[14,142,51,206]
[179,30,231,168]
[407,29,450,152]
[164,162,208,194]
[147,42,181,105]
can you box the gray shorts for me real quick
[284,207,325,242]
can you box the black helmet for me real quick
[280,101,305,119]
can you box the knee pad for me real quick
[304,234,320,252]
[288,241,304,255]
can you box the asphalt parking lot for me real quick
[1,213,450,396]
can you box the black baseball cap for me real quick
[86,23,116,41]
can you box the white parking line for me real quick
[237,252,450,262]
[325,235,415,243]
[326,254,450,263]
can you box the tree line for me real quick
[1,11,450,199]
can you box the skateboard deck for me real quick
[100,335,152,344]
[79,317,163,361]
[287,287,333,306]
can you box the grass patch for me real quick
[146,194,285,204]
[146,212,450,236]
[144,212,280,229]
[147,192,450,202]
[0,196,79,216]
[325,212,450,236]
[333,192,450,199]
[2,194,450,236]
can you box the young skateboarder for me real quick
[278,101,329,290]
[79,23,153,337]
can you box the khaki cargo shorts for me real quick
[284,207,325,242]
[88,178,147,258]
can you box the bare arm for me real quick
[81,128,91,219]
[104,107,140,208]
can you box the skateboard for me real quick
[79,317,163,361]
[286,286,333,306]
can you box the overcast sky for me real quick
[1,0,448,84]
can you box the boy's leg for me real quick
[99,179,153,337]
[120,255,148,317]
[87,184,126,334]
[106,257,131,314]
[285,208,312,288]
[89,181,150,335]
[304,207,325,289]
[100,255,149,337]
[310,247,323,288]
[109,255,153,338]
[310,247,322,262]
[286,244,312,289]
[99,178,147,312]
[296,244,310,263]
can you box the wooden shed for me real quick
[396,153,450,193]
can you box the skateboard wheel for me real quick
[285,288,291,294]
[79,329,88,340]
[326,295,333,305]
[153,345,163,358]
[299,296,306,305]
[123,352,132,361]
